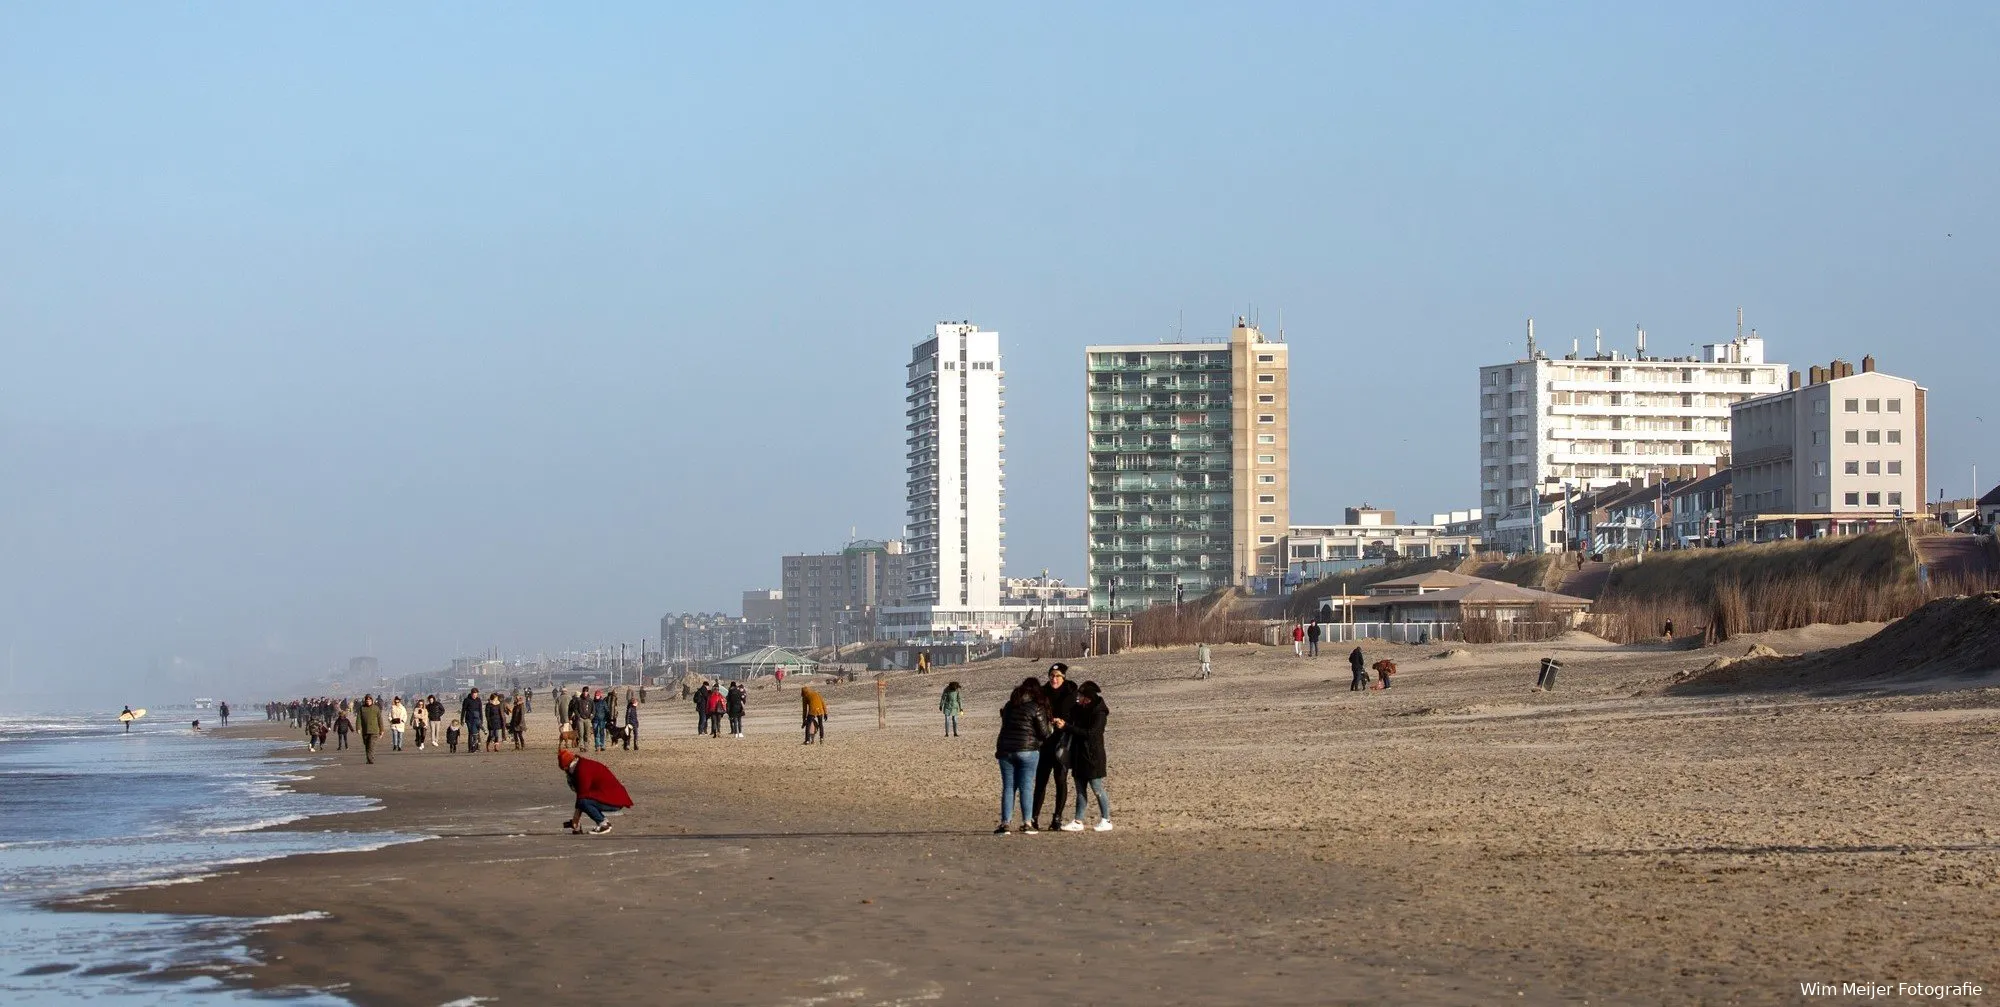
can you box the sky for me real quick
[2,3,1996,705]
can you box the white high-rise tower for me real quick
[881,321,1028,641]
[904,321,1004,608]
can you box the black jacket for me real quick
[994,699,1051,757]
[461,693,483,727]
[1067,696,1109,781]
[726,687,746,716]
[1040,680,1078,729]
[1349,648,1365,672]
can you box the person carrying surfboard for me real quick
[121,706,133,732]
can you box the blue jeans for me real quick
[944,714,958,736]
[576,798,612,825]
[997,750,1039,823]
[1073,777,1111,822]
[593,722,607,748]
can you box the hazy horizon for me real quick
[4,4,1996,708]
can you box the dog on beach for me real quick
[557,722,580,751]
[605,722,631,747]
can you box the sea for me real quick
[0,710,425,1003]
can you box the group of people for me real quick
[281,689,544,762]
[559,686,640,752]
[689,681,747,739]
[993,662,1113,835]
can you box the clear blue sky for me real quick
[3,3,1994,702]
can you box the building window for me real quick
[1866,430,1880,444]
[1814,492,1828,508]
[1844,492,1860,506]
[1844,430,1859,444]
[1258,495,1275,504]
[1814,462,1827,476]
[1259,515,1276,524]
[1258,474,1276,484]
[1813,400,1827,414]
[1844,399,1859,412]
[1844,461,1859,475]
[1257,434,1275,444]
[1866,399,1879,412]
[1257,454,1275,464]
[1258,414,1275,424]
[1257,394,1275,403]
[1814,431,1827,445]
[1888,492,1903,506]
[1866,461,1880,474]
[1887,429,1902,444]
[1888,399,1902,413]
[1257,374,1275,383]
[1260,556,1279,567]
[1888,460,1902,475]
[1866,492,1881,506]
[1258,534,1277,544]
[1258,354,1274,363]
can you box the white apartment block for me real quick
[1480,321,1787,553]
[888,322,1007,641]
[1730,357,1926,540]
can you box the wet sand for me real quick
[93,631,2000,1004]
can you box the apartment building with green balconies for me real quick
[1086,320,1289,611]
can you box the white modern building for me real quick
[1730,356,1927,540]
[1479,317,1788,553]
[885,321,1012,641]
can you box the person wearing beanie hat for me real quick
[1060,681,1114,832]
[557,749,634,834]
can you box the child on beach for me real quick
[446,719,462,753]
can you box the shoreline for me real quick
[83,639,2000,1004]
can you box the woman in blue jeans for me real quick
[993,678,1051,835]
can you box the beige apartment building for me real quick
[1086,319,1289,611]
[778,539,909,647]
[1730,356,1926,540]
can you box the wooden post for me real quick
[875,675,887,729]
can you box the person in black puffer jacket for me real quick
[1061,681,1113,831]
[993,678,1051,835]
[1031,663,1079,831]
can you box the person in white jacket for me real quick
[389,698,409,752]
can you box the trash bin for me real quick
[1536,657,1563,691]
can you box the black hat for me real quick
[1047,662,1069,676]
[1078,681,1102,698]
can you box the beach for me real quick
[91,633,2000,1005]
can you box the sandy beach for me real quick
[90,630,2000,1005]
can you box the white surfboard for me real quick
[119,708,147,722]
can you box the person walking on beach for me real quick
[219,701,230,727]
[334,707,352,750]
[356,694,384,764]
[704,686,726,738]
[426,695,445,750]
[623,695,640,749]
[1306,621,1321,658]
[1348,646,1368,691]
[1196,642,1213,680]
[557,750,632,835]
[412,708,427,751]
[591,688,612,751]
[692,681,713,736]
[994,678,1050,834]
[800,685,827,744]
[1293,623,1306,657]
[725,682,746,738]
[939,681,963,737]
[509,694,528,749]
[121,705,134,733]
[461,689,483,755]
[1032,663,1078,832]
[388,697,409,752]
[1061,681,1113,832]
[446,718,462,753]
[485,693,506,752]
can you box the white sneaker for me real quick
[1060,820,1085,832]
[1093,820,1114,832]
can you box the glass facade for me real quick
[1086,348,1234,611]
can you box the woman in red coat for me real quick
[558,749,633,834]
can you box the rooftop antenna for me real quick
[1176,308,1184,341]
[1526,318,1537,358]
[1594,328,1602,355]
[1277,308,1284,341]
[1636,324,1647,357]
[1736,306,1744,341]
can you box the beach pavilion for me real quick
[706,646,820,682]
